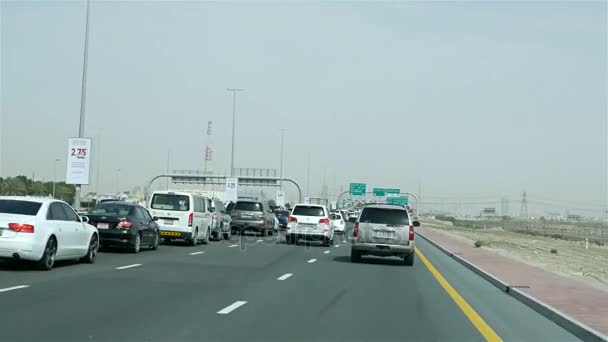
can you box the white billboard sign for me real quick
[225,177,238,203]
[65,137,92,185]
[276,191,286,207]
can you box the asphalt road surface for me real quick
[0,224,579,342]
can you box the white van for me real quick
[148,191,212,246]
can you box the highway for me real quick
[0,224,579,342]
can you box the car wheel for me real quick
[162,237,171,245]
[190,229,199,246]
[151,232,159,250]
[330,238,334,246]
[81,234,99,263]
[223,227,231,240]
[202,228,210,245]
[37,236,57,271]
[351,249,362,263]
[403,252,415,266]
[131,233,142,253]
[261,229,268,237]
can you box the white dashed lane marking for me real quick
[217,301,247,314]
[324,251,331,254]
[189,251,205,255]
[0,285,29,293]
[116,264,142,270]
[228,244,238,248]
[277,273,293,281]
[307,259,317,263]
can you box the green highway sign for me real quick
[349,183,366,196]
[373,188,401,197]
[387,196,408,206]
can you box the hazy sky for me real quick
[1,0,606,215]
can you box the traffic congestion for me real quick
[1,1,604,341]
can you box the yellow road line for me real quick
[416,248,503,342]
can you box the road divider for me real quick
[116,264,142,270]
[217,301,247,315]
[0,285,29,293]
[277,273,293,281]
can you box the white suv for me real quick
[286,204,334,246]
[351,204,419,266]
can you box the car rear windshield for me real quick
[292,206,325,216]
[360,208,409,225]
[235,202,263,212]
[151,194,190,211]
[275,210,290,216]
[0,200,42,216]
[89,203,132,217]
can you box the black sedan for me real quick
[85,201,160,253]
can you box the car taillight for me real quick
[353,223,359,238]
[288,216,297,222]
[188,213,193,227]
[8,223,34,233]
[117,220,133,229]
[409,225,415,241]
[318,218,330,224]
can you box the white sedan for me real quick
[331,213,346,233]
[0,196,99,270]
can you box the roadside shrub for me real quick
[474,240,484,248]
[550,248,558,254]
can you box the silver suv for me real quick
[230,201,275,237]
[350,204,419,266]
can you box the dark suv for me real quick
[230,201,275,237]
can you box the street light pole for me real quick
[52,159,60,198]
[279,129,286,189]
[115,169,121,194]
[227,88,243,177]
[74,0,91,210]
[306,152,311,197]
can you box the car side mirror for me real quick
[413,221,420,227]
[152,216,159,221]
[81,216,89,223]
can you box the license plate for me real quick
[374,231,393,239]
[164,219,174,225]
[97,223,109,229]
[160,231,180,237]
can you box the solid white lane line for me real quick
[334,245,340,248]
[217,301,247,314]
[307,259,317,263]
[116,264,142,270]
[324,251,331,254]
[189,251,205,255]
[0,285,29,293]
[228,244,238,248]
[277,273,293,281]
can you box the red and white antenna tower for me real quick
[204,121,213,175]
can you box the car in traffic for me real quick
[351,204,419,265]
[330,212,346,233]
[148,191,212,246]
[0,196,99,270]
[230,200,275,236]
[274,209,290,229]
[85,201,160,253]
[208,198,232,240]
[286,204,334,246]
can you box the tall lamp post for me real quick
[74,0,92,209]
[226,88,243,177]
[52,159,61,198]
